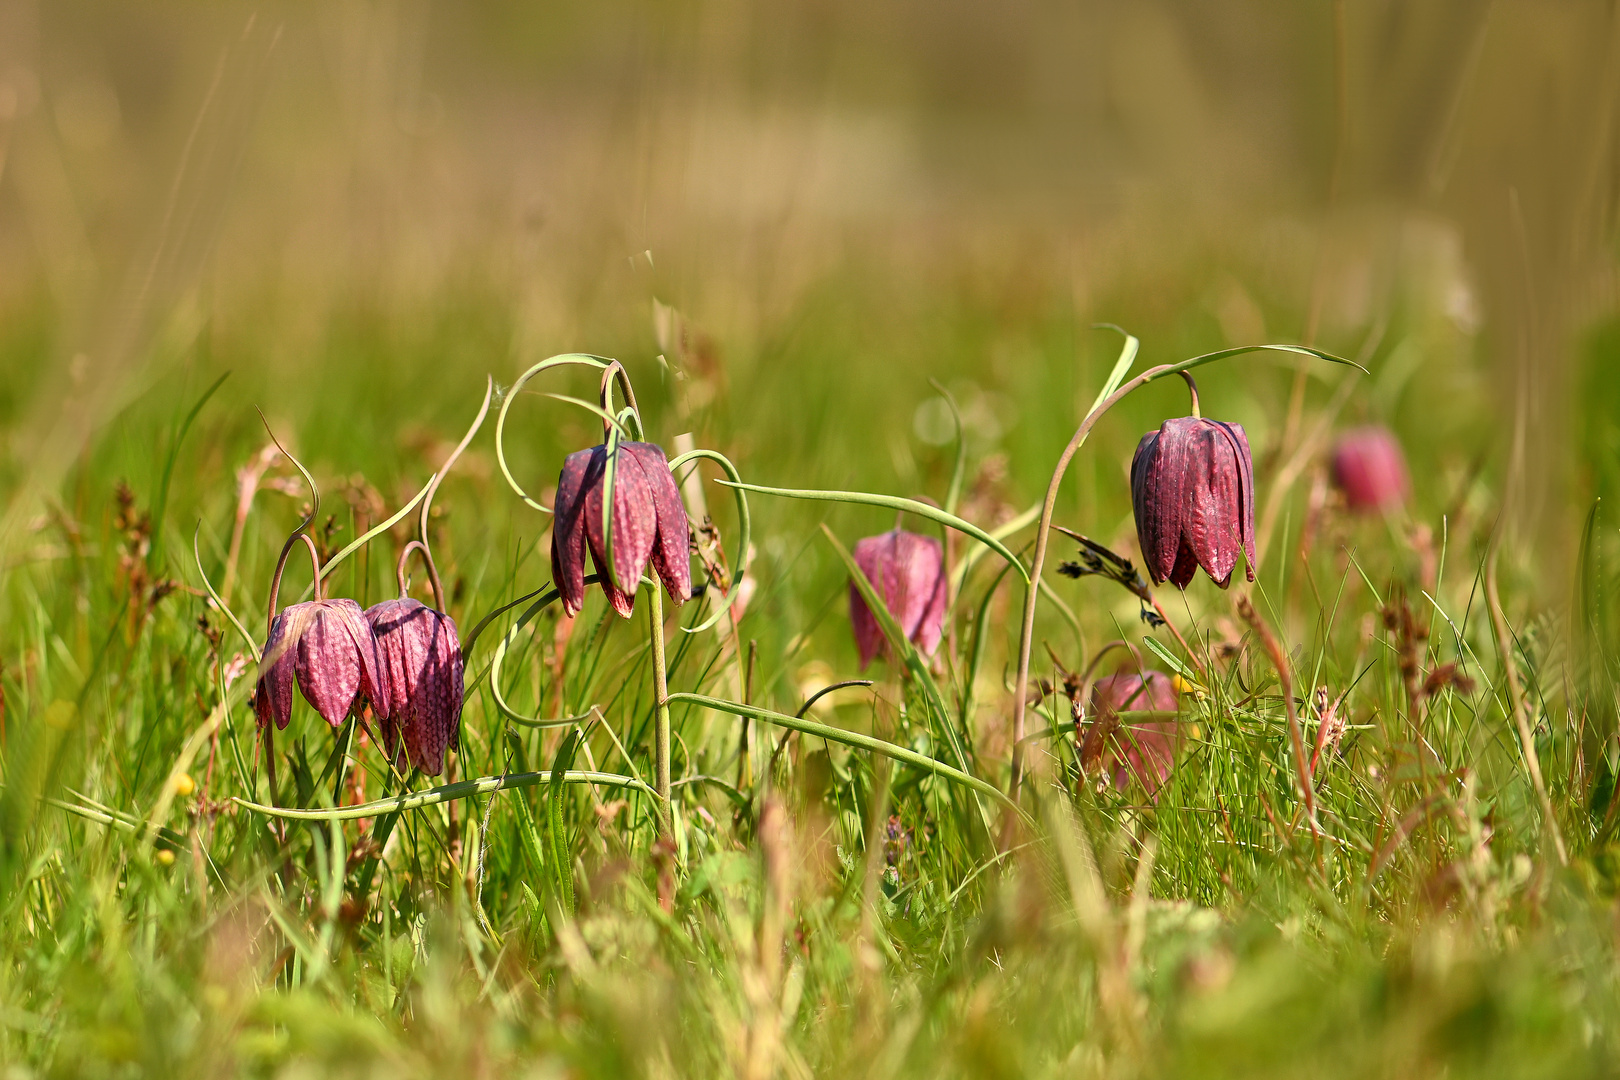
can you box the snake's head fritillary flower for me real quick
[253,598,389,730]
[1131,416,1256,589]
[364,597,463,777]
[552,441,692,618]
[1080,670,1181,797]
[1331,425,1409,513]
[848,529,947,670]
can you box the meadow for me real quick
[4,3,1620,1078]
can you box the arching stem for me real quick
[266,532,323,625]
[404,375,492,611]
[1010,363,1184,798]
[396,540,447,611]
[1180,370,1201,419]
[599,361,643,441]
[1010,341,1361,802]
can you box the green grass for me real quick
[1,261,1617,1080]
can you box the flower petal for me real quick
[253,607,301,730]
[849,534,889,669]
[400,609,463,776]
[552,447,600,617]
[1332,425,1409,512]
[1131,430,1181,586]
[293,599,369,727]
[848,530,946,666]
[584,443,657,618]
[625,441,692,607]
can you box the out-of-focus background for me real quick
[2,0,1617,565]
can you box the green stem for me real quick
[667,692,1026,818]
[650,584,673,833]
[1010,364,1174,797]
[234,769,654,821]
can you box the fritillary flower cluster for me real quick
[253,576,464,777]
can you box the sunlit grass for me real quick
[0,255,1616,1080]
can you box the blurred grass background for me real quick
[3,2,1620,1077]
[2,0,1616,523]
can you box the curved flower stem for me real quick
[396,540,446,611]
[598,361,644,441]
[403,375,492,610]
[668,448,754,633]
[420,376,492,541]
[234,769,656,820]
[649,583,673,836]
[1010,363,1180,797]
[1180,371,1201,419]
[667,692,1027,818]
[1009,341,1360,800]
[494,352,620,513]
[267,533,323,625]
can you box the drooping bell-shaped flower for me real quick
[364,597,463,777]
[1331,425,1409,513]
[1131,417,1256,589]
[552,441,692,618]
[253,598,389,731]
[1079,671,1181,797]
[848,529,948,670]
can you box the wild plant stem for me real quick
[1486,533,1567,866]
[1150,596,1206,679]
[1010,363,1180,798]
[649,584,673,835]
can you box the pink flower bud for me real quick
[1082,671,1181,797]
[848,529,947,670]
[1331,426,1409,512]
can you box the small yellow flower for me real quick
[1170,674,1207,700]
[155,849,176,867]
[172,772,196,799]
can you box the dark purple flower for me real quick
[1331,426,1409,512]
[364,598,463,777]
[1131,416,1256,589]
[1080,671,1181,797]
[253,598,389,731]
[849,529,947,670]
[552,441,691,618]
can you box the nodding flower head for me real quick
[552,440,692,618]
[364,597,463,777]
[848,529,947,670]
[1331,425,1409,513]
[253,598,389,731]
[1131,416,1256,589]
[1081,670,1181,797]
